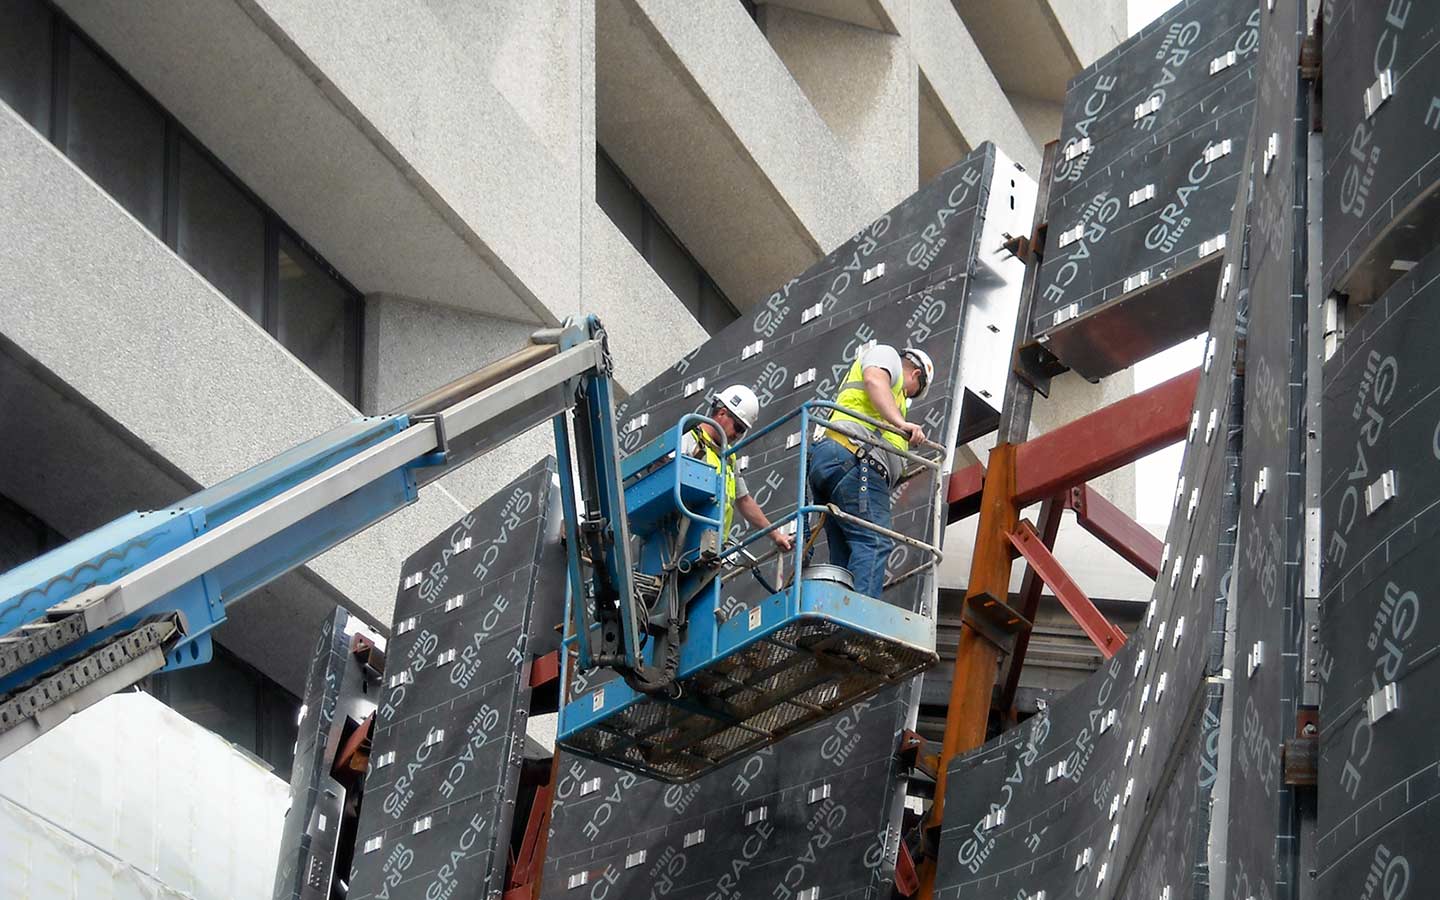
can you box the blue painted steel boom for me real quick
[0,316,632,760]
[0,312,944,781]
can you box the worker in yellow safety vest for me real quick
[807,344,934,597]
[682,385,795,553]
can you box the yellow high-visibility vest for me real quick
[689,426,737,535]
[829,357,909,457]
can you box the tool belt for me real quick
[838,434,890,483]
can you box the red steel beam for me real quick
[943,367,1197,525]
[530,651,560,688]
[998,497,1065,716]
[1011,368,1199,505]
[506,782,554,894]
[1067,484,1164,579]
[946,462,985,522]
[1007,520,1126,659]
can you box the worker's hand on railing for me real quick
[769,531,795,553]
[901,422,926,445]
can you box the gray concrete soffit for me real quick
[232,0,558,326]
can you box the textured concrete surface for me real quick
[762,5,918,210]
[1010,93,1065,151]
[582,203,709,386]
[56,0,574,325]
[953,0,1125,103]
[597,0,882,310]
[1047,0,1128,70]
[909,0,1041,171]
[1029,368,1140,516]
[0,107,467,687]
[919,73,971,185]
[764,0,898,32]
[242,0,585,321]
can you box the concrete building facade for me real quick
[0,0,1126,893]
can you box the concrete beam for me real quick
[909,0,1041,172]
[761,5,918,210]
[596,0,881,310]
[762,0,899,33]
[951,0,1126,102]
[56,0,582,325]
[0,107,468,691]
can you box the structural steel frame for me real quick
[914,139,1200,897]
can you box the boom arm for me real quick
[0,316,627,760]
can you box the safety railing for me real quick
[666,413,727,530]
[717,399,947,605]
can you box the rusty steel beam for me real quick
[925,443,1019,869]
[530,650,560,688]
[1007,520,1127,659]
[997,497,1065,716]
[946,462,985,522]
[1011,367,1200,505]
[1067,484,1164,579]
[943,368,1197,526]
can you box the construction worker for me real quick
[682,385,796,554]
[808,344,934,597]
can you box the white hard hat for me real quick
[901,348,935,399]
[714,384,761,431]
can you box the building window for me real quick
[0,0,53,134]
[0,2,362,404]
[278,233,361,401]
[596,146,740,336]
[177,140,267,323]
[62,35,167,234]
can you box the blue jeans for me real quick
[806,438,892,598]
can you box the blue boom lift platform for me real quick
[0,316,939,781]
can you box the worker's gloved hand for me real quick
[770,531,795,553]
[901,422,926,445]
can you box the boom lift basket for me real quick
[556,402,942,782]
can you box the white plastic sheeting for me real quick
[0,691,289,900]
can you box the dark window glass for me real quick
[148,643,299,780]
[649,223,701,312]
[596,151,644,254]
[0,0,52,132]
[595,145,739,336]
[177,140,266,323]
[64,35,165,234]
[278,233,358,399]
[698,279,736,335]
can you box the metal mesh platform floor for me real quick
[560,615,937,782]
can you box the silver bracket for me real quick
[1063,138,1092,161]
[1364,70,1395,119]
[1209,50,1238,75]
[1368,683,1400,723]
[1364,470,1397,515]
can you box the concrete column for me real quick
[362,295,551,510]
[1029,369,1139,516]
[1008,93,1065,151]
[760,5,918,209]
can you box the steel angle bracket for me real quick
[959,597,1032,651]
[1282,707,1319,787]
